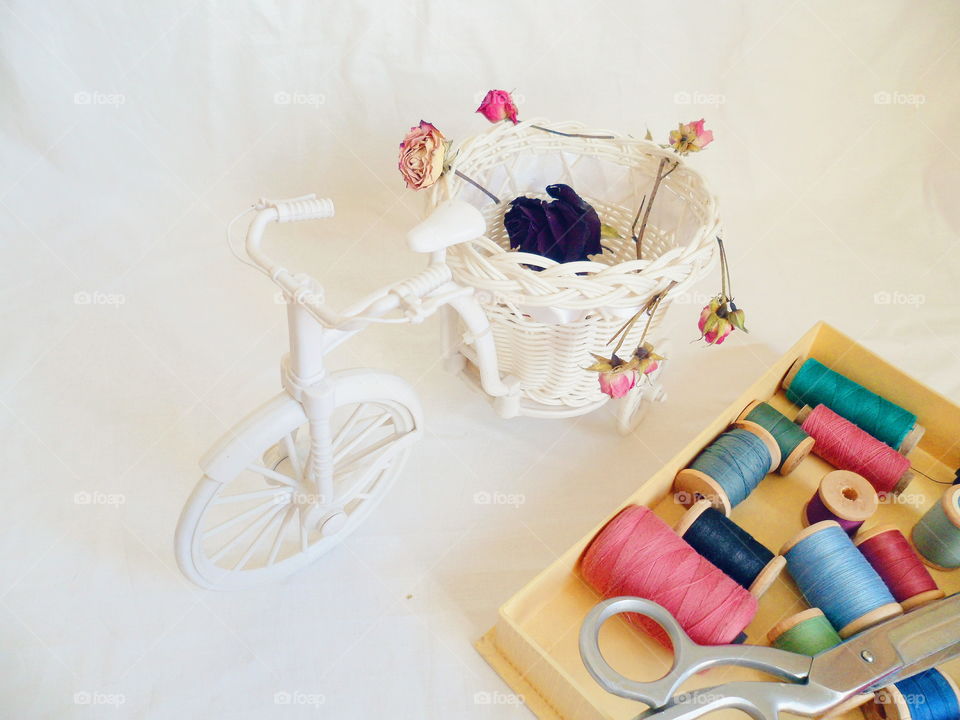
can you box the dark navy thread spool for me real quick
[675,500,785,597]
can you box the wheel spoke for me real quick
[333,412,391,464]
[213,488,291,505]
[281,431,302,480]
[204,498,281,539]
[210,499,289,564]
[267,505,296,566]
[233,504,288,571]
[248,462,300,488]
[298,506,309,551]
[331,404,366,451]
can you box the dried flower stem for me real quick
[530,124,615,139]
[717,237,732,299]
[633,158,679,260]
[454,169,500,204]
[607,282,675,357]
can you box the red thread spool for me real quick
[798,405,914,496]
[855,525,944,611]
[579,505,758,647]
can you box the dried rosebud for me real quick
[586,353,639,398]
[633,342,664,375]
[669,119,714,155]
[698,297,734,345]
[476,89,519,124]
[727,304,748,333]
[504,184,602,264]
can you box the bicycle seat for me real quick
[407,200,486,253]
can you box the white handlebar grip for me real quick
[272,195,335,222]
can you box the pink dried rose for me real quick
[669,118,714,155]
[633,342,663,375]
[476,89,519,124]
[398,121,448,190]
[587,353,639,398]
[698,297,746,345]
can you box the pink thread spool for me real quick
[803,471,878,537]
[579,505,758,647]
[797,405,914,497]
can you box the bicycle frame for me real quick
[243,198,519,515]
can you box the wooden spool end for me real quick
[766,608,826,645]
[673,469,732,516]
[748,555,785,598]
[674,499,714,537]
[794,404,813,426]
[839,602,903,639]
[780,435,814,476]
[820,470,878,523]
[823,693,875,718]
[900,589,945,612]
[898,423,925,455]
[863,685,912,720]
[892,469,915,497]
[732,420,782,471]
[781,520,841,555]
[782,357,804,392]
[735,399,762,423]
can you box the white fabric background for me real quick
[2,1,959,718]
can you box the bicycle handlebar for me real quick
[262,194,335,223]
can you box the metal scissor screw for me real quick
[861,651,875,663]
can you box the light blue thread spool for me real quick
[913,486,960,570]
[674,425,780,515]
[783,521,902,638]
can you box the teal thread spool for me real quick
[737,400,814,475]
[766,608,841,655]
[674,423,781,515]
[783,357,924,454]
[782,520,902,638]
[912,486,960,570]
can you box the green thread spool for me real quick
[783,358,924,454]
[913,486,960,570]
[737,400,814,475]
[767,608,841,655]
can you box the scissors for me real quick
[579,593,960,719]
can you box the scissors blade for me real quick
[809,594,960,698]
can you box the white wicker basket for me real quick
[429,118,721,417]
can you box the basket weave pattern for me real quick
[431,119,721,412]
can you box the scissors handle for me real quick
[578,597,812,709]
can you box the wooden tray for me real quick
[476,322,960,720]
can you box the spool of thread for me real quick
[855,525,944,611]
[912,486,960,570]
[675,500,786,596]
[673,424,781,515]
[804,470,878,536]
[864,669,960,720]
[783,357,924,453]
[580,504,757,647]
[766,608,841,655]
[798,404,914,496]
[736,400,814,475]
[782,521,902,637]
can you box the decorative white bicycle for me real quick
[175,194,665,589]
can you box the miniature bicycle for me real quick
[175,195,665,589]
